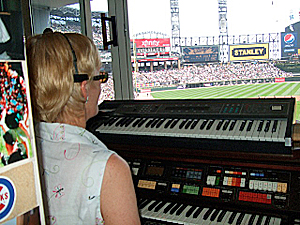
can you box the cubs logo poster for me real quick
[0,176,16,222]
[0,61,31,167]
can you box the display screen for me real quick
[146,165,164,176]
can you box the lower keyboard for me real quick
[139,199,282,225]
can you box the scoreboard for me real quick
[182,46,219,63]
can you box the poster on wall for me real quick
[0,61,31,167]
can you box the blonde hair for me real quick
[26,32,101,123]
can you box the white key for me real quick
[230,120,243,140]
[216,211,232,225]
[273,217,282,225]
[277,120,287,142]
[251,120,264,141]
[239,120,251,140]
[245,120,258,140]
[241,213,251,225]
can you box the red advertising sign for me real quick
[132,38,171,48]
[275,78,285,82]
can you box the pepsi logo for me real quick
[284,33,295,44]
[0,177,15,222]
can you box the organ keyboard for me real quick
[86,98,300,225]
[88,98,295,155]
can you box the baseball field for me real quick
[150,82,300,120]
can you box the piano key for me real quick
[148,200,161,211]
[210,209,221,221]
[256,215,264,225]
[140,200,157,216]
[264,216,271,225]
[240,213,251,225]
[227,211,238,224]
[185,207,209,224]
[156,118,166,128]
[200,119,208,130]
[203,208,214,220]
[245,120,259,140]
[166,205,190,224]
[190,119,200,129]
[150,202,172,220]
[276,120,287,142]
[229,120,243,140]
[273,217,281,225]
[216,211,233,225]
[236,212,245,225]
[239,121,251,140]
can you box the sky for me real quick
[90,0,300,38]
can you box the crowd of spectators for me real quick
[98,61,293,102]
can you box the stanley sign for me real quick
[229,43,269,61]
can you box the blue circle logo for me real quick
[284,33,295,44]
[0,177,16,222]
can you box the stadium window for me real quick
[29,0,83,35]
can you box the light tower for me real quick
[170,0,181,55]
[218,0,229,62]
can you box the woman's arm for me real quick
[100,153,141,224]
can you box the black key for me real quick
[124,117,136,127]
[217,210,227,222]
[156,118,165,128]
[184,119,193,129]
[264,120,271,132]
[179,119,188,129]
[107,117,119,126]
[154,201,166,212]
[210,209,220,221]
[164,119,173,128]
[206,119,215,130]
[228,212,237,224]
[185,206,197,217]
[150,118,160,128]
[169,203,181,215]
[145,118,154,128]
[115,117,125,126]
[137,118,147,127]
[163,202,176,214]
[272,120,278,132]
[190,119,199,129]
[229,120,237,131]
[264,216,271,225]
[216,120,224,130]
[175,204,187,216]
[132,118,142,127]
[203,208,214,220]
[139,199,151,209]
[170,119,179,129]
[236,213,245,225]
[248,214,256,225]
[239,120,247,131]
[148,200,160,211]
[246,120,254,131]
[119,117,131,127]
[222,120,230,130]
[257,120,264,132]
[256,215,263,225]
[192,207,203,218]
[200,119,208,130]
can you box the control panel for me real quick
[127,158,300,212]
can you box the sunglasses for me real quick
[73,71,109,83]
[60,33,109,84]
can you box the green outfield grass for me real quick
[150,82,300,120]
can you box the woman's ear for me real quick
[80,80,88,101]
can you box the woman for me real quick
[26,31,141,224]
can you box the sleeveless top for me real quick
[35,122,114,224]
